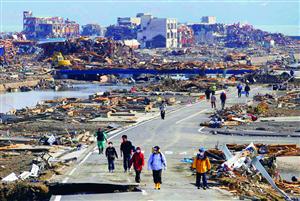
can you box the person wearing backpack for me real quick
[148,146,167,190]
[130,147,145,183]
[192,147,211,190]
[105,142,118,173]
[95,128,107,154]
[120,135,134,172]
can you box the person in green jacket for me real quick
[210,84,217,95]
[95,128,107,154]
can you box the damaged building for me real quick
[177,24,194,47]
[23,11,79,39]
[137,14,178,48]
[81,24,105,37]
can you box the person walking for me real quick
[120,135,134,173]
[159,101,167,120]
[205,87,211,101]
[220,91,227,110]
[192,147,211,190]
[95,128,107,154]
[105,142,118,173]
[130,147,145,183]
[237,83,243,98]
[210,94,216,109]
[148,146,167,190]
[210,84,217,95]
[244,84,251,97]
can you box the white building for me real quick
[117,17,141,27]
[137,14,178,48]
[201,16,216,24]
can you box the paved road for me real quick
[51,86,298,201]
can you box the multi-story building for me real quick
[81,24,102,36]
[177,24,194,47]
[201,16,217,24]
[137,14,177,48]
[23,11,79,39]
[117,17,141,27]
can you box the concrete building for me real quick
[81,24,102,36]
[23,11,79,39]
[177,24,194,47]
[117,17,141,27]
[201,16,217,24]
[137,14,178,48]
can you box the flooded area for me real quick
[0,83,129,113]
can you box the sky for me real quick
[1,0,299,36]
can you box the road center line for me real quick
[175,109,208,124]
[198,127,205,133]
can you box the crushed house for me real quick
[23,11,79,39]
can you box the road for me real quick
[51,86,298,201]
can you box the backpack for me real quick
[151,152,164,165]
[97,131,105,141]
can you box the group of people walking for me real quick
[95,130,167,189]
[205,82,251,110]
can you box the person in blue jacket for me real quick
[148,146,167,190]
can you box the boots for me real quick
[154,183,158,189]
[157,183,161,190]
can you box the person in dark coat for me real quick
[205,88,211,101]
[120,135,134,172]
[244,84,251,97]
[220,91,227,110]
[105,142,118,173]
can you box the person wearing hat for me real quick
[148,146,167,190]
[130,147,145,183]
[192,147,211,189]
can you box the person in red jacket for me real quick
[130,147,145,183]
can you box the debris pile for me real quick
[190,143,300,200]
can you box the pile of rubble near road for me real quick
[200,104,259,128]
[186,143,300,200]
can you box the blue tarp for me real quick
[0,47,5,56]
[37,38,67,45]
[57,68,254,76]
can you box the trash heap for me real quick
[201,104,258,128]
[190,143,300,200]
[252,91,300,117]
[38,37,135,68]
[201,90,300,128]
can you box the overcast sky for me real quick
[1,0,299,36]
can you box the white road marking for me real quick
[198,127,205,133]
[68,167,77,176]
[175,109,208,124]
[165,151,173,155]
[79,152,92,166]
[142,190,148,195]
[53,177,69,201]
[179,151,187,155]
[53,195,62,201]
[62,177,69,183]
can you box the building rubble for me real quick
[184,143,300,200]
